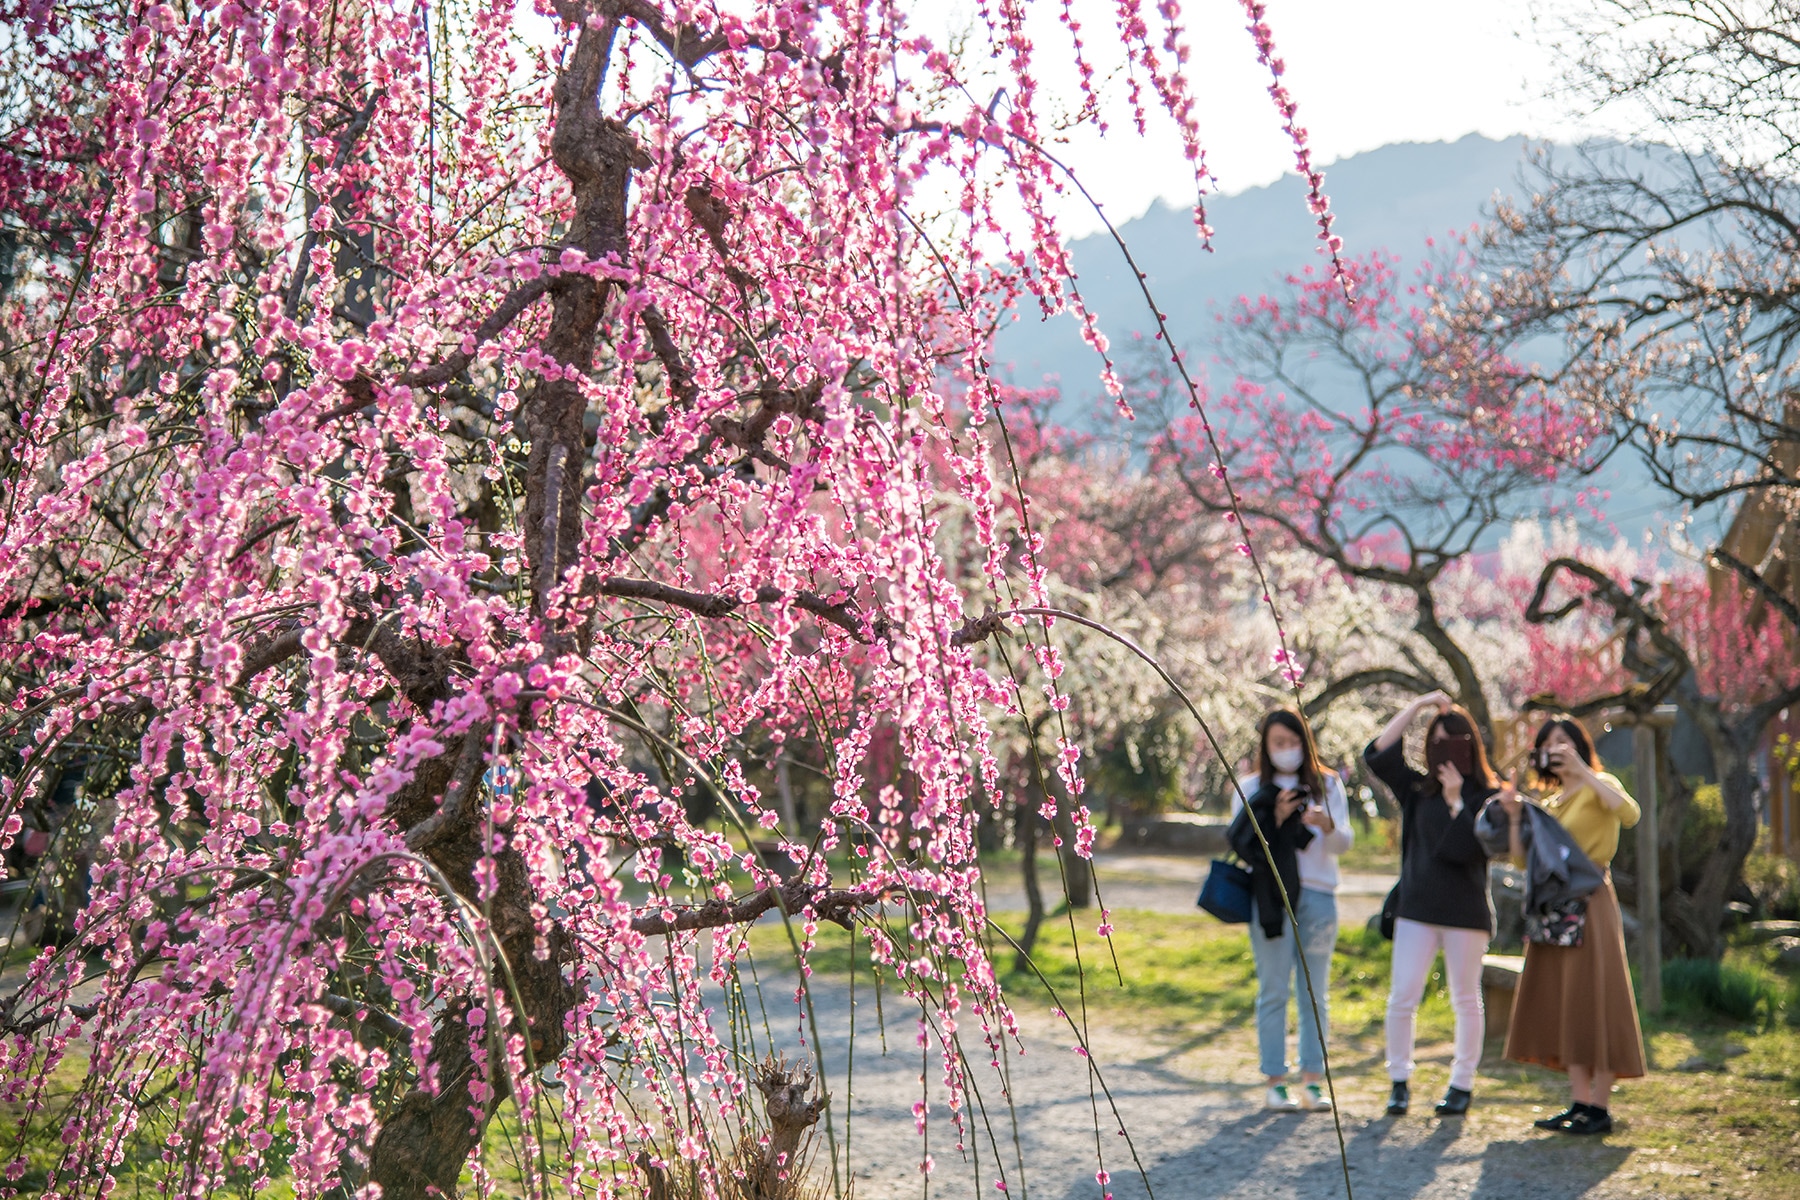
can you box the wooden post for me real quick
[1633,706,1676,1016]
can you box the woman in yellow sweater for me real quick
[1493,715,1646,1136]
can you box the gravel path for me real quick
[774,977,1661,1200]
[752,853,1666,1200]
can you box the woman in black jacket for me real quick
[1365,691,1497,1118]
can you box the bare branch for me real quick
[598,576,881,641]
[629,879,884,935]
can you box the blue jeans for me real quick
[1249,887,1339,1079]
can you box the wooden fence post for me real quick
[1633,706,1677,1016]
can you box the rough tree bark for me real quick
[361,11,654,1195]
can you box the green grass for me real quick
[1662,954,1790,1026]
[1333,817,1401,874]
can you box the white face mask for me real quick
[1269,746,1305,774]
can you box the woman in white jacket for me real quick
[1230,708,1354,1111]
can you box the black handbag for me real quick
[1197,856,1254,924]
[1379,798,1412,941]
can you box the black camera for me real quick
[1531,747,1557,776]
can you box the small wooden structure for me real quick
[1481,953,1525,1041]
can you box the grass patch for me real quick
[1663,955,1788,1026]
[1334,817,1401,874]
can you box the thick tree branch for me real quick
[598,576,881,641]
[629,880,884,935]
[404,726,491,851]
[320,993,409,1043]
[1302,668,1440,718]
[1710,543,1800,632]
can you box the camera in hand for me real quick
[1531,747,1557,777]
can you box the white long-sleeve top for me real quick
[1230,770,1355,894]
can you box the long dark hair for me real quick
[1424,705,1499,793]
[1256,708,1326,799]
[1532,714,1598,790]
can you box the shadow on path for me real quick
[1468,1136,1632,1200]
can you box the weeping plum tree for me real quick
[0,0,1337,1196]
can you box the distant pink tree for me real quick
[1144,248,1611,737]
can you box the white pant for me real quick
[1386,917,1488,1091]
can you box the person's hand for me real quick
[1301,802,1335,833]
[1436,760,1465,815]
[1547,743,1591,784]
[1496,772,1522,822]
[1417,689,1453,714]
[1275,788,1305,823]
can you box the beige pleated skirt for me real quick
[1504,874,1646,1078]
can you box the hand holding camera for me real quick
[1530,741,1590,787]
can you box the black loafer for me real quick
[1533,1106,1579,1131]
[1386,1080,1409,1116]
[1434,1086,1472,1116]
[1566,1107,1612,1135]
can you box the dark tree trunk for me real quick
[1663,724,1762,959]
[1014,783,1045,971]
[1411,585,1496,748]
[366,791,580,1197]
[365,15,633,1197]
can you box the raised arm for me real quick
[1372,689,1453,752]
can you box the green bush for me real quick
[1743,839,1800,921]
[1676,783,1728,891]
[1663,956,1784,1026]
[1090,713,1189,820]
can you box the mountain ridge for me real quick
[995,133,1542,403]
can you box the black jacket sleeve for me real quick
[1364,738,1425,808]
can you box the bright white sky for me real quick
[518,0,1616,237]
[912,0,1613,236]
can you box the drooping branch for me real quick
[629,879,884,935]
[599,576,883,641]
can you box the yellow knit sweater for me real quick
[1542,771,1640,867]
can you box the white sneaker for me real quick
[1300,1082,1333,1112]
[1265,1084,1301,1111]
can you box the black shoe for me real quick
[1566,1106,1612,1135]
[1386,1080,1409,1116]
[1533,1105,1580,1131]
[1434,1086,1473,1116]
